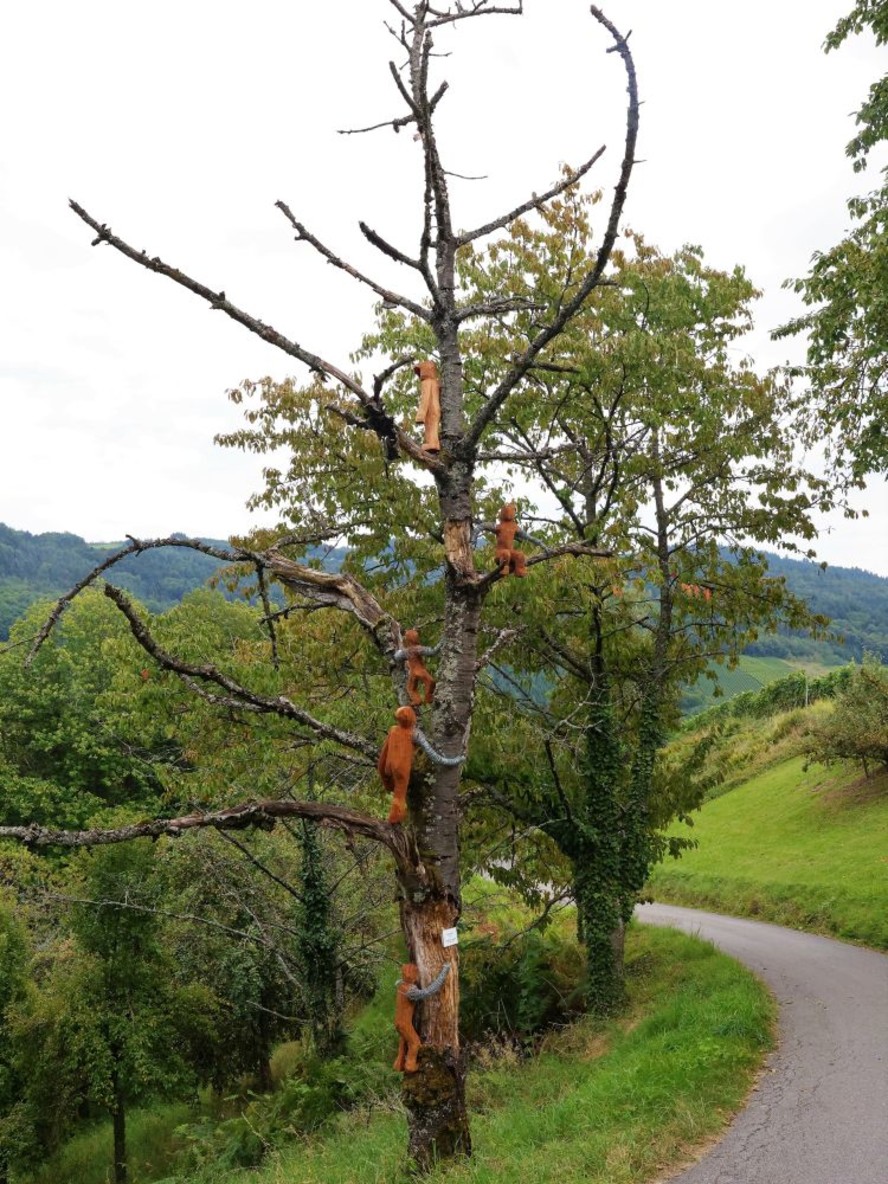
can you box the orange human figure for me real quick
[396,628,437,706]
[494,502,527,577]
[414,360,441,453]
[393,962,451,1073]
[377,705,417,824]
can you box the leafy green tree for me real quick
[0,892,30,1184]
[0,590,176,826]
[806,655,888,777]
[775,1,888,479]
[8,841,217,1184]
[357,187,829,1008]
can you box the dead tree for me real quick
[2,3,639,1167]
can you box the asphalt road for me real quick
[636,903,888,1184]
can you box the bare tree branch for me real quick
[464,7,640,450]
[103,584,380,760]
[26,534,246,661]
[456,295,546,324]
[456,148,606,247]
[69,200,371,402]
[426,1,523,29]
[71,201,437,470]
[338,112,416,136]
[473,541,614,592]
[263,551,398,651]
[275,201,429,320]
[360,221,423,269]
[475,628,519,671]
[0,798,415,869]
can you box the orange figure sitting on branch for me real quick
[393,962,451,1073]
[394,628,439,706]
[494,502,528,578]
[414,360,441,454]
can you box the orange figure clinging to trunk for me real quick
[393,962,451,1073]
[414,360,441,454]
[377,705,416,824]
[395,628,438,706]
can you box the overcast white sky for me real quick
[1,1,885,573]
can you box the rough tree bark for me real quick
[1,2,639,1168]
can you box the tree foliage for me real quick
[6,841,216,1184]
[344,184,830,1008]
[776,1,888,479]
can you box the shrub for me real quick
[459,926,586,1046]
[805,656,888,778]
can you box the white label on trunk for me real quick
[441,927,459,947]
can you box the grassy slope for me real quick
[650,755,888,948]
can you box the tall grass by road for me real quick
[650,755,888,948]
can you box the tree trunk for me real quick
[110,1069,127,1184]
[399,895,470,1169]
[573,859,626,1014]
[395,536,480,1168]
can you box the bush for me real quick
[805,656,888,778]
[685,665,853,731]
[459,926,586,1046]
[174,1054,379,1172]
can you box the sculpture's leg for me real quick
[388,772,409,824]
[423,389,441,452]
[403,1024,423,1073]
[394,1037,407,1072]
[512,549,527,577]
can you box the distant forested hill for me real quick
[0,524,230,639]
[747,553,888,663]
[2,525,887,661]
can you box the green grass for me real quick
[159,925,773,1184]
[650,755,888,947]
[20,1103,194,1184]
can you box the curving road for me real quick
[636,903,888,1184]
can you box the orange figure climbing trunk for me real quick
[377,705,416,824]
[394,962,452,1073]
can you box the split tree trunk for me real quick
[395,518,481,1168]
[399,896,469,1167]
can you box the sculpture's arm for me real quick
[470,522,496,546]
[414,729,465,766]
[393,640,442,662]
[406,962,451,1002]
[377,734,391,783]
[516,529,546,547]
